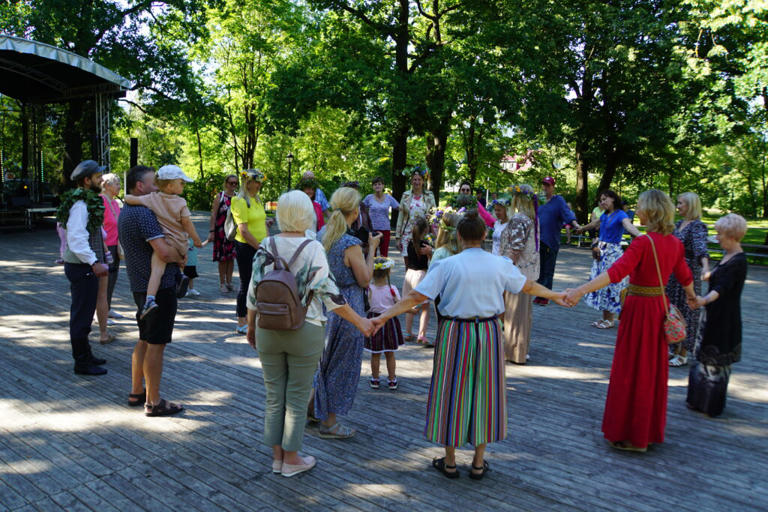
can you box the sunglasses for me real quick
[226,181,238,185]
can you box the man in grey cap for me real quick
[57,160,110,375]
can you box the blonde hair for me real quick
[435,212,459,255]
[156,178,176,192]
[637,189,675,235]
[714,213,747,241]
[276,190,315,233]
[101,173,121,189]
[323,187,361,252]
[678,192,703,221]
[238,170,263,208]
[511,184,536,221]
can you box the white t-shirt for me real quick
[418,248,526,318]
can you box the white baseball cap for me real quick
[157,165,194,182]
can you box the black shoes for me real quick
[74,364,107,375]
[90,356,107,366]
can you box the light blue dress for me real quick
[313,230,366,420]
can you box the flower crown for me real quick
[510,184,535,198]
[427,206,458,232]
[241,169,266,182]
[490,198,511,207]
[401,164,429,178]
[373,257,395,270]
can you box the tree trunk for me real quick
[426,121,449,205]
[596,151,618,200]
[574,141,590,221]
[465,116,478,187]
[196,127,204,180]
[21,103,29,180]
[390,0,410,228]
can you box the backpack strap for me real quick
[287,239,313,268]
[269,237,287,271]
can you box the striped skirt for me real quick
[425,317,507,447]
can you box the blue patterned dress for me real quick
[313,230,366,421]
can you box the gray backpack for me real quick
[255,237,313,330]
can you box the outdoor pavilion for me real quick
[0,35,129,225]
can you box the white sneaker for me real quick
[108,310,124,319]
[107,319,116,326]
[186,288,201,297]
[220,283,229,293]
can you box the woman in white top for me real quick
[372,211,568,480]
[245,191,374,478]
[491,199,511,255]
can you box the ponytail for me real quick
[322,187,361,252]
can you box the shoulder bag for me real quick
[645,234,686,344]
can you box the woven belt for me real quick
[627,284,664,297]
[442,315,499,323]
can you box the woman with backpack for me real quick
[245,190,374,477]
[232,169,268,334]
[207,174,238,293]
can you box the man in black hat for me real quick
[57,160,110,375]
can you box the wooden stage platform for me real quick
[0,213,766,511]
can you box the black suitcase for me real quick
[686,361,730,417]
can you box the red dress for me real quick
[603,233,692,447]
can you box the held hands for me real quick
[563,288,584,307]
[92,262,109,277]
[550,291,572,307]
[370,315,388,336]
[357,318,375,338]
[688,295,705,310]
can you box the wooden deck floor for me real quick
[1,214,766,511]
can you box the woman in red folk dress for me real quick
[565,189,698,452]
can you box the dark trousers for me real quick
[235,241,257,318]
[106,244,120,309]
[64,263,98,365]
[536,242,559,290]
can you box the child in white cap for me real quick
[124,164,204,318]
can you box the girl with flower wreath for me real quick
[395,165,435,264]
[402,216,433,343]
[364,257,404,390]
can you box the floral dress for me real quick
[665,219,708,352]
[313,230,367,421]
[396,190,436,251]
[212,192,236,262]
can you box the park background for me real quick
[1,0,766,244]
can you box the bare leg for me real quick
[131,340,148,396]
[472,444,487,473]
[444,446,457,471]
[405,312,414,336]
[384,352,396,381]
[417,304,430,339]
[147,252,167,299]
[225,260,234,286]
[321,412,337,429]
[144,343,166,406]
[272,445,283,463]
[371,353,381,380]
[218,261,226,285]
[96,275,109,340]
[602,311,616,323]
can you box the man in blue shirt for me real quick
[535,177,580,305]
[119,165,186,417]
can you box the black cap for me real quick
[70,160,106,181]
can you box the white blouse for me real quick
[417,248,526,318]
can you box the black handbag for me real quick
[686,361,730,417]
